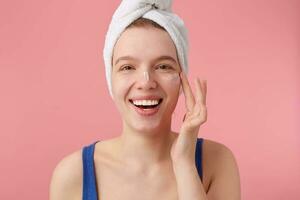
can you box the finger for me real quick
[189,110,207,127]
[190,102,206,121]
[180,72,195,112]
[189,104,208,124]
[202,80,207,105]
[194,78,204,105]
[191,78,204,115]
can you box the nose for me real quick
[135,70,157,90]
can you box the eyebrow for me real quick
[114,55,178,66]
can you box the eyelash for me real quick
[156,64,173,70]
[120,65,133,71]
[120,64,173,71]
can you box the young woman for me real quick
[50,1,241,200]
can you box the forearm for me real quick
[173,163,208,200]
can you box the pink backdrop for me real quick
[0,0,299,199]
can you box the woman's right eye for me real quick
[120,65,134,71]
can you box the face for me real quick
[111,26,182,133]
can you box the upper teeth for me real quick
[132,100,160,106]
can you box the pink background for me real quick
[0,0,299,199]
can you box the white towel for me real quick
[103,0,189,97]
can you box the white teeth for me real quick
[132,99,159,106]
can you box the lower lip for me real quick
[130,102,161,116]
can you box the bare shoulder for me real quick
[202,138,237,161]
[202,138,241,200]
[49,149,83,200]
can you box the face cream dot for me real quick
[162,73,180,82]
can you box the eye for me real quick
[156,64,173,70]
[120,65,134,71]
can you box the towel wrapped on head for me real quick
[103,0,189,97]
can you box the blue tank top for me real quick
[82,138,204,200]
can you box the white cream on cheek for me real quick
[167,73,180,82]
[159,72,180,85]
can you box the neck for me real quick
[116,118,176,170]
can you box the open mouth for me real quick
[129,98,163,109]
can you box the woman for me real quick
[50,1,241,200]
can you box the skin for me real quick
[49,26,241,200]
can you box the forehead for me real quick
[112,27,178,63]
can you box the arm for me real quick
[173,162,208,200]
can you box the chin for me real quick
[124,118,164,133]
[134,121,161,132]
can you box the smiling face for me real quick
[111,26,182,133]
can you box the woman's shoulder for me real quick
[202,137,238,168]
[201,138,240,193]
[51,148,83,181]
[49,148,83,200]
[202,138,235,156]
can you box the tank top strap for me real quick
[195,138,204,182]
[82,141,100,200]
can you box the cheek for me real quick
[159,72,180,83]
[111,79,130,113]
[112,76,133,98]
[162,73,181,92]
[162,76,181,112]
[112,73,181,96]
[168,73,180,84]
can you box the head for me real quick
[111,18,182,133]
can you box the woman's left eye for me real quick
[157,64,173,70]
